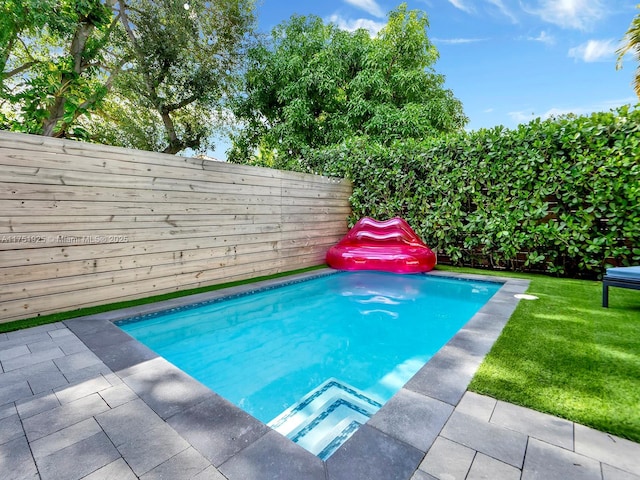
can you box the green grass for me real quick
[0,265,325,334]
[437,266,640,443]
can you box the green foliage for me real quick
[1,0,256,154]
[1,0,121,139]
[229,3,467,167]
[308,105,640,277]
[95,0,256,154]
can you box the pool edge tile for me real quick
[325,423,425,480]
[218,430,325,480]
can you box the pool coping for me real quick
[63,268,530,480]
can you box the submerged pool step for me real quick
[267,378,382,459]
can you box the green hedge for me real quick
[308,105,640,277]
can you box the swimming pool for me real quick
[116,271,501,459]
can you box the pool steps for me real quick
[268,378,383,459]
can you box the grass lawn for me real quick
[438,266,640,444]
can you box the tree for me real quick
[1,0,126,139]
[1,0,256,154]
[99,0,256,154]
[229,3,467,168]
[617,4,640,99]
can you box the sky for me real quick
[211,0,639,159]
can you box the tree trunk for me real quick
[40,20,94,137]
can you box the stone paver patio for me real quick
[1,270,639,480]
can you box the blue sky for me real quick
[211,0,639,159]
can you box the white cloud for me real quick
[432,37,486,44]
[485,0,518,23]
[343,0,385,18]
[447,0,474,13]
[508,110,536,123]
[568,39,618,62]
[523,0,607,30]
[328,14,386,35]
[528,30,555,45]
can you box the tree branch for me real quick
[3,60,40,79]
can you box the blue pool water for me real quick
[117,271,500,458]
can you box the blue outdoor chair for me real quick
[602,266,640,307]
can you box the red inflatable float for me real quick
[326,217,437,274]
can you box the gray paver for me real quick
[522,437,602,480]
[63,320,132,350]
[62,361,112,384]
[0,414,24,446]
[441,410,528,468]
[418,436,475,479]
[54,374,112,404]
[22,393,110,441]
[491,400,574,450]
[404,343,480,406]
[30,417,102,460]
[477,299,518,318]
[455,391,497,422]
[115,422,190,476]
[122,357,214,420]
[27,338,56,353]
[220,430,325,480]
[2,330,53,349]
[325,424,425,480]
[53,350,102,374]
[0,402,17,421]
[1,347,66,372]
[35,431,121,480]
[575,424,640,476]
[48,328,73,339]
[96,398,166,447]
[447,327,497,357]
[0,369,22,388]
[192,465,228,480]
[102,371,124,386]
[99,383,138,408]
[602,464,640,480]
[56,336,90,355]
[410,470,438,480]
[0,379,32,405]
[462,312,509,339]
[166,392,271,467]
[0,435,39,480]
[468,453,521,480]
[367,388,453,452]
[16,391,61,419]
[26,370,68,394]
[76,337,157,373]
[140,446,212,480]
[81,458,138,480]
[0,344,30,361]
[12,359,60,378]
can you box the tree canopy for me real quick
[1,0,256,154]
[617,4,640,100]
[228,3,467,169]
[1,0,123,139]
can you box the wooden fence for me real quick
[0,131,352,323]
